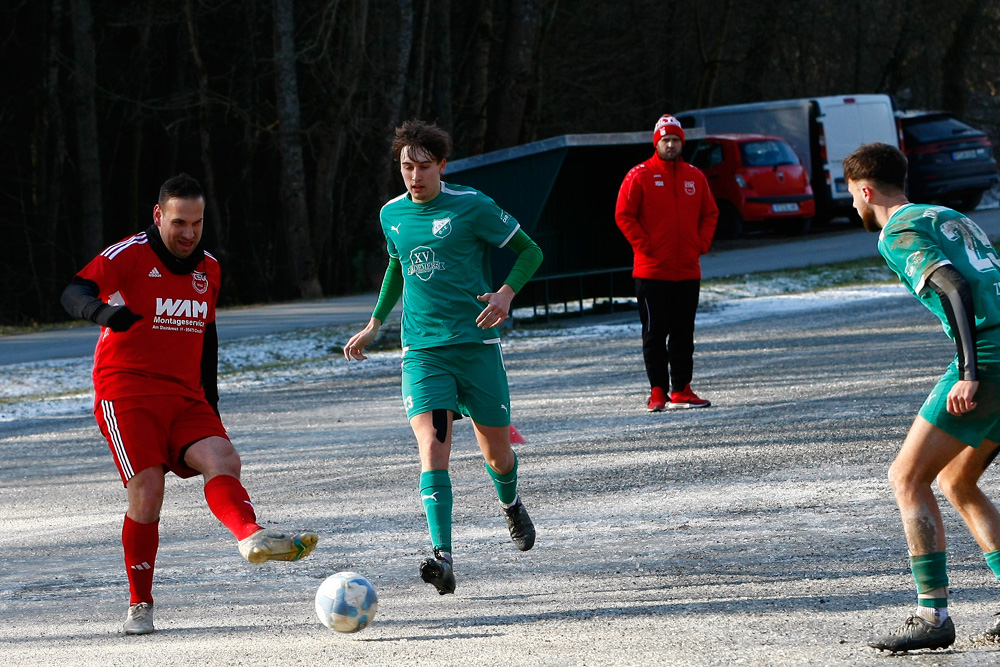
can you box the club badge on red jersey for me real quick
[192,271,209,294]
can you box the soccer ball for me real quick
[314,571,378,633]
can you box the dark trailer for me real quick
[445,131,655,319]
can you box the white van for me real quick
[674,94,900,220]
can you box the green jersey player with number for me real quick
[844,143,1000,653]
[344,120,543,595]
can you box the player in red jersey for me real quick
[61,173,317,635]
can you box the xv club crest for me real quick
[409,246,445,281]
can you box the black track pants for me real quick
[635,278,700,393]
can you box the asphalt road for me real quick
[7,278,1000,664]
[3,207,998,366]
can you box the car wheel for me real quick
[716,203,744,239]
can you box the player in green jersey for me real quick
[344,120,543,595]
[844,143,1000,653]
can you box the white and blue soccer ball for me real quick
[315,571,378,633]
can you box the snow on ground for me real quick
[0,280,909,424]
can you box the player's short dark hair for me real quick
[842,142,908,192]
[158,173,204,206]
[392,120,452,163]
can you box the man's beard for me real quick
[859,204,880,232]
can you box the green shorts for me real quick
[919,361,1000,448]
[400,342,511,427]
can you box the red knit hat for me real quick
[653,114,684,145]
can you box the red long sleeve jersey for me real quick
[615,154,718,281]
[75,231,220,401]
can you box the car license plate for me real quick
[772,202,800,213]
[952,149,977,161]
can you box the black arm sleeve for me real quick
[60,277,107,322]
[61,276,143,332]
[201,321,220,415]
[925,264,978,381]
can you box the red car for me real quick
[684,134,816,237]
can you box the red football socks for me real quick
[122,515,158,604]
[203,474,262,541]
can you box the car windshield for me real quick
[740,140,799,167]
[903,115,980,143]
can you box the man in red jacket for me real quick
[615,114,718,411]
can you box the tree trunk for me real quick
[940,0,983,116]
[693,0,733,109]
[386,0,414,131]
[378,0,414,203]
[125,3,154,239]
[432,0,453,129]
[272,0,323,299]
[32,0,68,321]
[521,0,558,143]
[69,0,103,261]
[410,0,431,113]
[313,0,370,292]
[455,0,493,155]
[486,0,543,150]
[184,0,226,264]
[357,0,414,290]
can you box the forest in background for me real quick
[2,0,998,325]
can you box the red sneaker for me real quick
[668,384,711,409]
[646,387,668,412]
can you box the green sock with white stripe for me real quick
[485,453,519,506]
[420,470,453,553]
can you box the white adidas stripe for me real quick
[103,234,148,261]
[101,400,135,480]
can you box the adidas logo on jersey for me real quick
[148,267,162,278]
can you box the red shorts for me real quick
[94,394,229,487]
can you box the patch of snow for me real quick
[979,182,1000,210]
[0,283,909,423]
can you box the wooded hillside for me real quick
[2,0,997,324]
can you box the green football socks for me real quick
[985,549,1000,582]
[485,453,519,506]
[911,552,949,620]
[420,470,453,553]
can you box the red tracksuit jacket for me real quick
[615,153,718,281]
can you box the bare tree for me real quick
[386,0,415,135]
[486,0,546,150]
[184,0,226,264]
[29,0,69,321]
[409,0,431,114]
[941,0,986,116]
[692,0,734,108]
[272,0,323,299]
[453,0,494,154]
[69,0,103,261]
[7,0,1000,325]
[302,0,371,290]
[377,0,414,201]
[431,0,453,128]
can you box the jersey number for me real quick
[942,217,1000,274]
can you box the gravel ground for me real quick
[4,292,1000,665]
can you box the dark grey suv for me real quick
[897,111,999,211]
